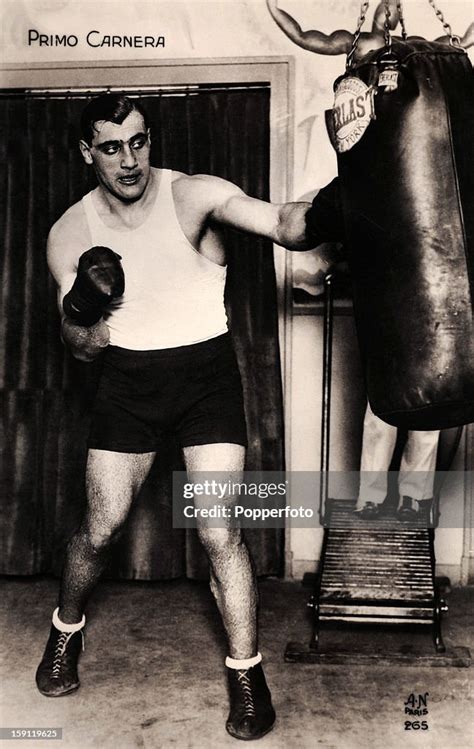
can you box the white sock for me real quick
[52,607,86,633]
[225,652,262,670]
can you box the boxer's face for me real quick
[80,110,151,202]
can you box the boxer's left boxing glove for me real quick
[305,177,344,248]
[63,246,125,327]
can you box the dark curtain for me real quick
[0,88,284,579]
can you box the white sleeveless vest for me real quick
[81,169,228,350]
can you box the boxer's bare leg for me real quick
[183,443,257,659]
[58,449,155,623]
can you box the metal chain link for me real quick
[427,0,461,46]
[383,0,392,50]
[397,0,408,41]
[346,1,370,69]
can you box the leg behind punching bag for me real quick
[336,40,474,430]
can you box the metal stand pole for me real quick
[320,274,334,525]
[285,277,471,667]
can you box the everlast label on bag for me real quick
[326,77,375,153]
[335,40,474,429]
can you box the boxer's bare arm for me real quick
[47,205,110,362]
[461,21,474,48]
[266,0,352,54]
[372,1,400,33]
[266,0,400,57]
[196,175,311,251]
[436,21,474,48]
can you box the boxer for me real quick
[36,94,337,741]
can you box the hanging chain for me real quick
[427,0,461,46]
[383,0,392,50]
[397,0,408,41]
[346,1,370,69]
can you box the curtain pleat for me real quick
[0,87,284,579]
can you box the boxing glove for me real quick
[63,246,125,327]
[305,178,345,248]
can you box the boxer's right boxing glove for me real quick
[63,246,125,327]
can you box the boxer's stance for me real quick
[36,94,330,741]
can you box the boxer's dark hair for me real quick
[80,94,149,145]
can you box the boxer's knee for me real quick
[209,567,220,601]
[74,517,125,555]
[198,525,243,561]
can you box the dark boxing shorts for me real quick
[88,333,248,453]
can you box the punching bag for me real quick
[327,39,474,430]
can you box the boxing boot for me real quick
[36,610,85,697]
[226,660,275,740]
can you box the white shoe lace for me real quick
[51,632,72,677]
[236,671,256,717]
[51,630,84,678]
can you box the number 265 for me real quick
[405,721,428,730]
